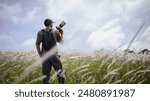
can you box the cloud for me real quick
[132,26,150,49]
[87,18,125,50]
[0,2,39,25]
[142,26,150,43]
[86,0,150,50]
[0,34,13,42]
[101,19,120,30]
[87,26,125,50]
[11,8,38,24]
[0,2,21,19]
[45,0,81,20]
[22,38,35,48]
[0,33,13,49]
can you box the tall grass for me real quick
[0,49,149,84]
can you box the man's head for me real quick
[44,18,54,28]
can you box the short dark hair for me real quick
[44,18,54,27]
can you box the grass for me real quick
[0,49,149,84]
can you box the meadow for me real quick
[0,49,149,84]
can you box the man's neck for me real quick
[45,27,52,31]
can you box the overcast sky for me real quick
[0,0,150,51]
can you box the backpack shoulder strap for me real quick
[41,29,45,42]
[41,29,45,35]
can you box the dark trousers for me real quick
[42,55,66,84]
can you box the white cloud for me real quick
[0,2,38,24]
[101,18,120,30]
[87,26,125,50]
[0,2,21,19]
[45,0,81,20]
[133,26,150,49]
[0,34,13,42]
[142,26,150,42]
[43,0,107,30]
[22,38,35,48]
[120,25,150,51]
[85,0,150,50]
[11,8,38,24]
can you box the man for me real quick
[36,18,66,84]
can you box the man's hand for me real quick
[36,45,42,57]
[59,29,63,35]
[39,52,42,57]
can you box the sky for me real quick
[0,0,150,51]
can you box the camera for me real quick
[56,20,66,32]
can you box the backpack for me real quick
[41,29,56,51]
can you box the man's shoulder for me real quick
[37,29,44,35]
[37,28,59,35]
[52,29,59,34]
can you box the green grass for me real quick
[0,50,150,84]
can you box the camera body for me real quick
[56,21,66,32]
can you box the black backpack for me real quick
[41,29,56,51]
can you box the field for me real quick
[0,49,150,84]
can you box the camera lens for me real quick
[59,21,66,28]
